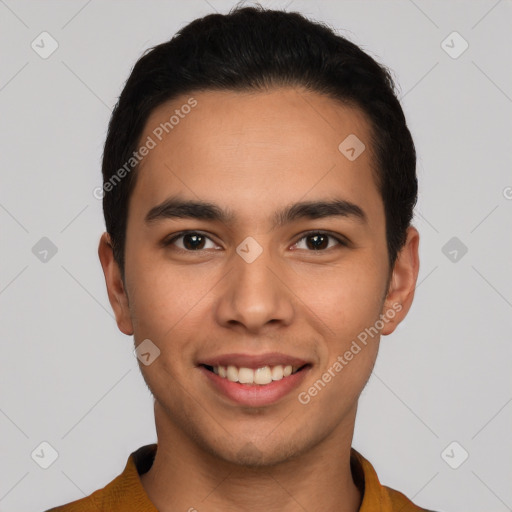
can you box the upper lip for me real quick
[199,352,310,369]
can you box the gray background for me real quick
[1,1,511,511]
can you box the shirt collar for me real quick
[351,448,394,511]
[119,444,396,511]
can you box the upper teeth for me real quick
[212,364,298,385]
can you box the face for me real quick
[99,87,419,466]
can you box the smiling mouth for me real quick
[202,364,309,385]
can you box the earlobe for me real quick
[98,232,134,336]
[380,226,420,336]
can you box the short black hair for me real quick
[101,3,417,279]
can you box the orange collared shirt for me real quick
[46,444,437,511]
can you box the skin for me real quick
[98,87,420,512]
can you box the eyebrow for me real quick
[144,195,367,228]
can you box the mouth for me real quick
[201,363,308,385]
[198,354,312,407]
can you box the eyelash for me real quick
[162,230,348,252]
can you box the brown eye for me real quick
[293,231,346,251]
[182,233,206,250]
[164,232,218,251]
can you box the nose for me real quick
[214,241,295,334]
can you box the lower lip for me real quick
[200,366,310,407]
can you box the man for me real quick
[48,4,438,511]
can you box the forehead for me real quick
[129,87,383,230]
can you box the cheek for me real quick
[125,254,216,343]
[127,263,212,392]
[300,266,384,410]
[291,257,386,342]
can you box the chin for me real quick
[201,432,313,469]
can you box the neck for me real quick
[141,402,362,512]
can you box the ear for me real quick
[380,226,420,336]
[98,232,134,335]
